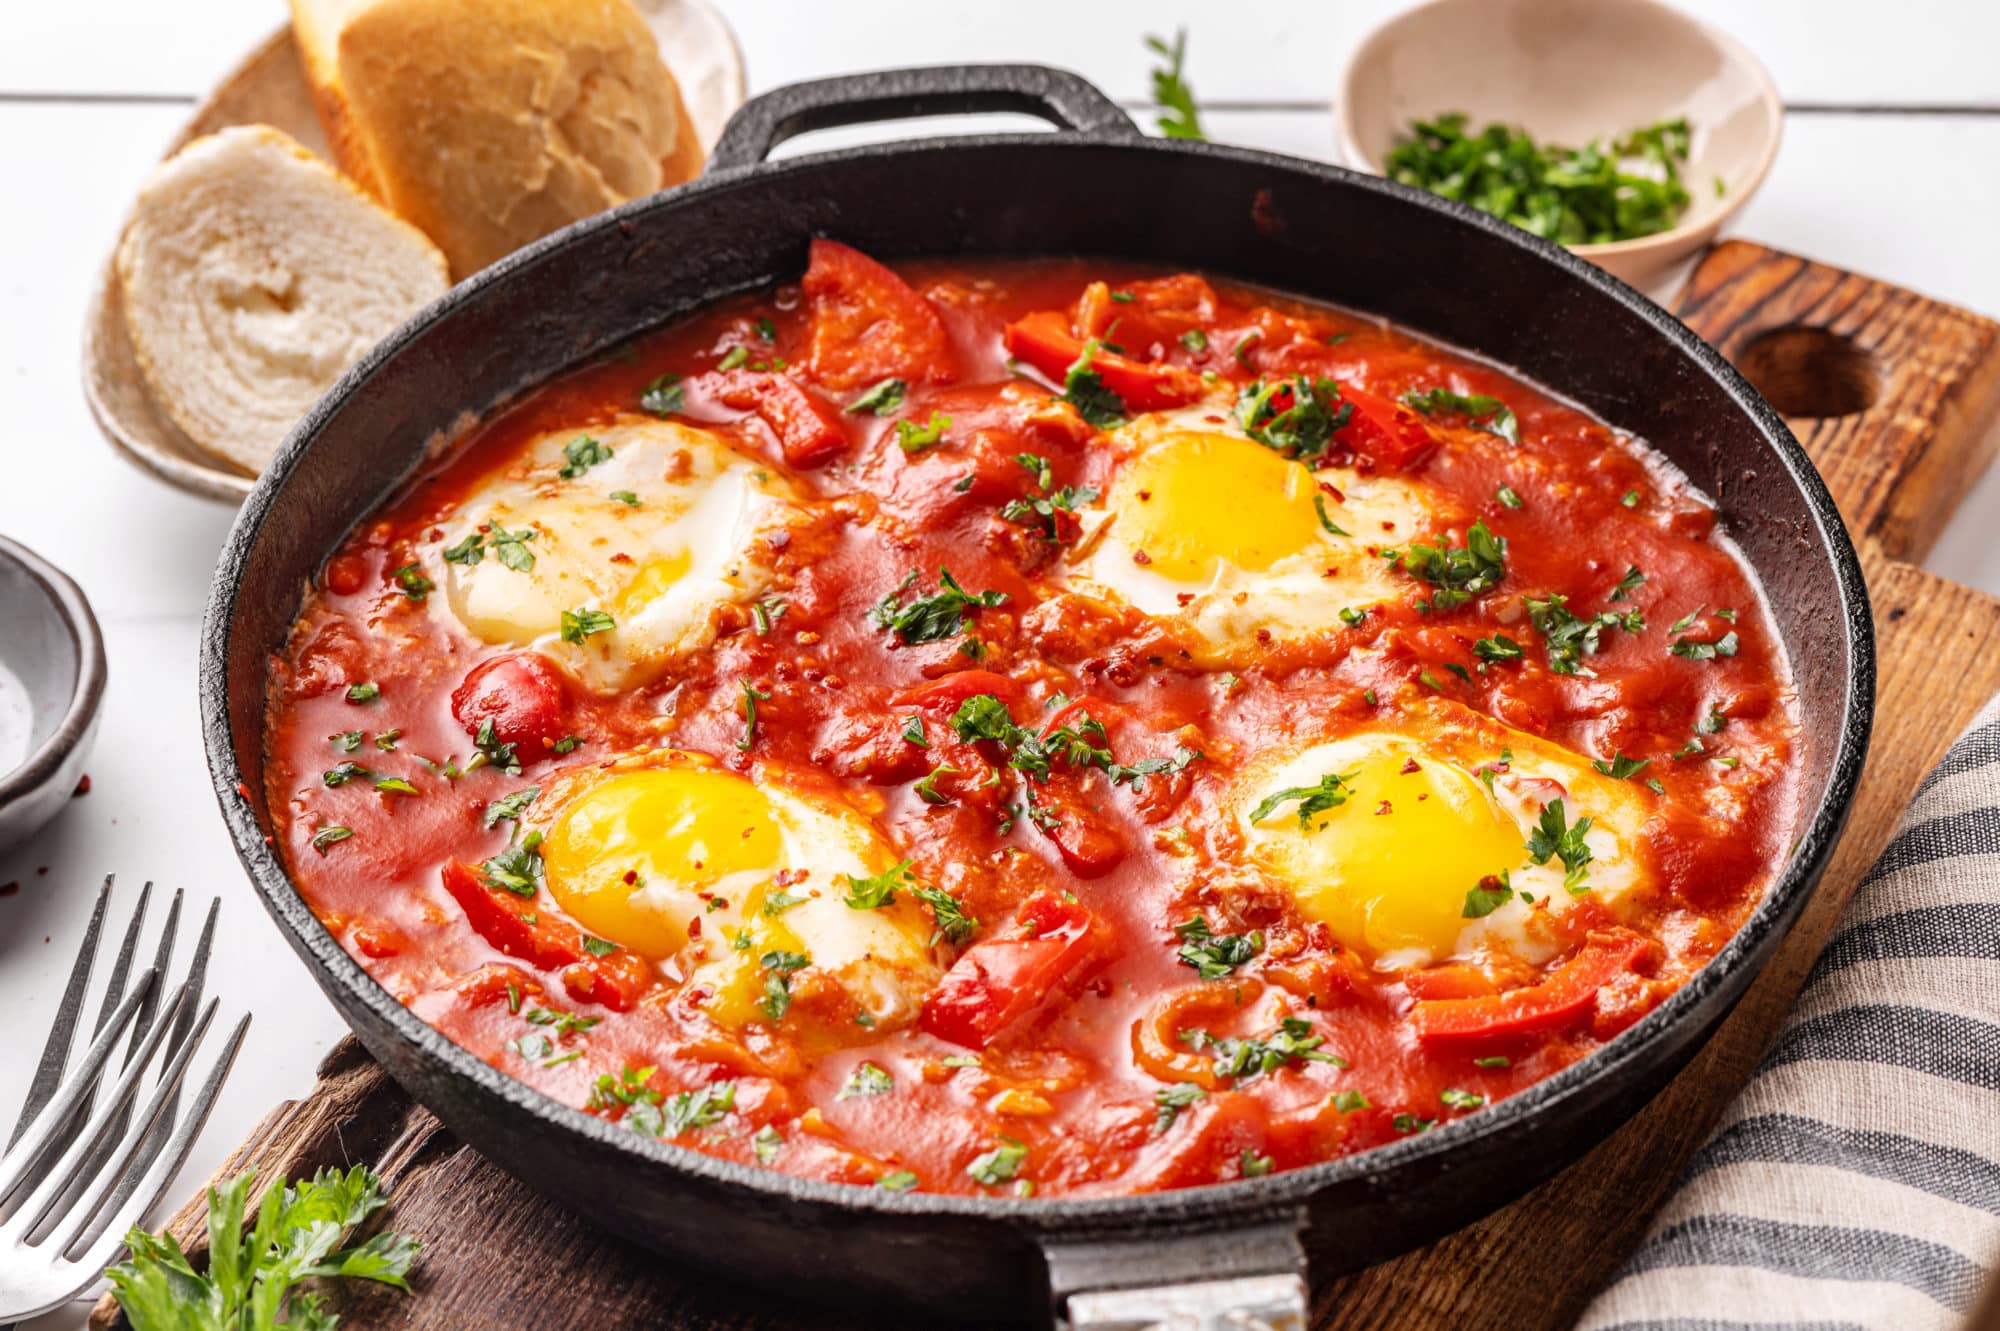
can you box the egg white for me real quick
[1063,406,1445,665]
[428,420,799,692]
[1233,705,1651,971]
[530,751,942,1037]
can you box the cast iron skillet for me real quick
[200,66,1873,1328]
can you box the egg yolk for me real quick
[541,768,782,958]
[1254,747,1522,960]
[611,553,694,619]
[1112,431,1323,582]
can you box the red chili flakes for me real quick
[608,552,634,565]
[622,869,639,885]
[1399,758,1422,775]
[1380,520,1396,532]
[1256,629,1273,643]
[1319,482,1346,503]
[1374,800,1393,816]
[1132,550,1153,566]
[72,774,91,796]
[1137,490,1153,502]
[1176,593,1196,607]
[0,881,17,897]
[688,916,702,939]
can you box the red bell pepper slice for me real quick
[892,670,1026,713]
[689,368,849,469]
[1334,384,1438,473]
[801,238,957,391]
[1002,311,1205,413]
[1409,929,1656,1046]
[920,891,1109,1049]
[439,860,650,1012]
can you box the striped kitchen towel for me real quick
[1576,696,2000,1331]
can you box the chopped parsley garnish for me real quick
[1002,481,1099,543]
[1241,1151,1275,1178]
[391,563,432,602]
[481,830,544,897]
[755,316,776,341]
[842,859,909,910]
[868,568,1007,644]
[1339,607,1365,628]
[750,596,785,635]
[1184,1017,1340,1082]
[1671,627,1740,661]
[1393,1112,1437,1134]
[1496,484,1524,510]
[761,890,805,916]
[1621,488,1641,508]
[1180,328,1208,353]
[322,762,368,787]
[1525,798,1593,893]
[756,949,809,1021]
[1332,1089,1370,1113]
[1698,706,1728,735]
[1462,873,1516,919]
[482,785,540,828]
[373,728,401,751]
[1144,28,1205,141]
[901,714,929,747]
[345,682,380,703]
[443,522,537,572]
[1314,493,1351,536]
[737,681,771,753]
[716,345,750,372]
[754,1126,783,1165]
[559,607,615,644]
[1235,375,1352,461]
[967,1138,1028,1186]
[1385,112,1694,245]
[877,1170,919,1192]
[610,490,640,507]
[1248,770,1357,829]
[1155,1082,1207,1130]
[1474,1055,1511,1069]
[580,937,619,958]
[651,1082,736,1138]
[471,718,521,775]
[1473,633,1524,664]
[1609,565,1646,602]
[896,411,952,453]
[1386,520,1507,611]
[1525,592,1641,675]
[552,734,582,754]
[558,434,612,478]
[1440,1087,1487,1110]
[310,826,353,853]
[912,762,960,805]
[1592,752,1650,780]
[372,775,417,796]
[1174,916,1264,981]
[838,1061,894,1099]
[639,374,685,415]
[1060,339,1126,427]
[912,883,979,946]
[1402,387,1519,444]
[330,731,363,752]
[846,377,907,415]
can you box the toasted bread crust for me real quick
[290,0,696,277]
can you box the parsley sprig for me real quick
[1525,797,1594,893]
[1145,29,1206,141]
[109,1167,417,1331]
[1386,520,1507,612]
[868,569,1008,645]
[1402,387,1519,445]
[1236,376,1352,461]
[1175,916,1264,981]
[1248,770,1357,829]
[1183,1017,1341,1082]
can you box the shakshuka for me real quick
[267,242,1800,1197]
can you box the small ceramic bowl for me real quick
[1335,0,1783,290]
[0,537,106,855]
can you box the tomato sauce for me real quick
[265,244,1800,1197]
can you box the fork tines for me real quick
[0,875,248,1322]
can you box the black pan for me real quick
[200,66,1873,1328]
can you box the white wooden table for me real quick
[2,3,1996,1325]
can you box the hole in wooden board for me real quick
[1736,326,1881,418]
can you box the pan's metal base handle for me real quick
[1065,1273,1308,1331]
[1044,1214,1309,1331]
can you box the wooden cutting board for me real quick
[91,241,2000,1331]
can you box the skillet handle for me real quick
[707,64,1141,171]
[1042,1216,1310,1331]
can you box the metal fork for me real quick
[0,876,250,1322]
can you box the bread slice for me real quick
[290,0,704,278]
[115,124,450,476]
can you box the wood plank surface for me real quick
[89,243,2000,1330]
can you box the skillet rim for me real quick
[199,128,1875,1232]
